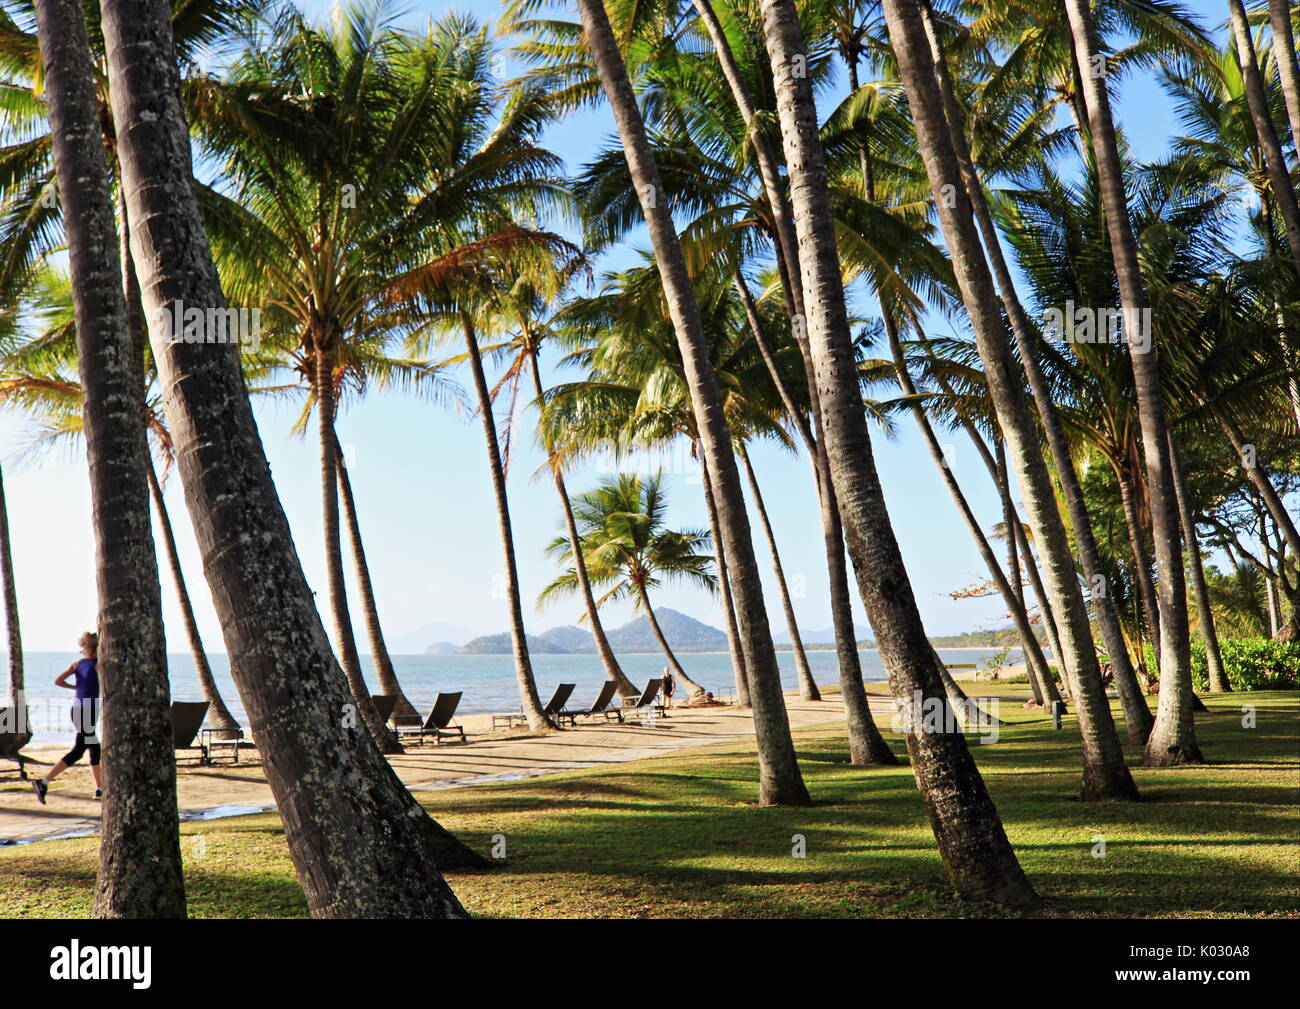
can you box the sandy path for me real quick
[0,692,907,845]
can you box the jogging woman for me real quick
[32,632,102,803]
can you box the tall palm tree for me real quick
[1062,0,1202,765]
[36,0,183,917]
[1267,0,1300,149]
[573,0,808,806]
[756,0,1039,905]
[98,0,478,915]
[540,472,715,693]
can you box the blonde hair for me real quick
[78,632,98,655]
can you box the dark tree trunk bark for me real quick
[578,0,809,804]
[1268,0,1300,152]
[1062,0,1201,765]
[1167,432,1229,692]
[98,0,480,913]
[528,351,637,697]
[698,446,752,706]
[463,317,550,731]
[333,437,419,720]
[146,461,240,735]
[737,443,820,700]
[759,0,1037,904]
[1230,0,1300,272]
[314,351,401,754]
[0,461,25,736]
[37,0,184,917]
[887,0,1141,795]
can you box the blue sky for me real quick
[0,0,1245,652]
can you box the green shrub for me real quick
[1189,638,1300,691]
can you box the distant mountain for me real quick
[538,625,595,652]
[458,633,570,655]
[423,641,460,655]
[605,608,727,652]
[389,619,481,653]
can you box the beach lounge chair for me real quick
[171,701,210,765]
[395,692,466,745]
[556,681,624,726]
[620,679,667,721]
[0,706,29,780]
[371,694,400,725]
[492,683,575,729]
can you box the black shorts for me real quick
[63,701,100,767]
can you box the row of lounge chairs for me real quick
[492,678,667,730]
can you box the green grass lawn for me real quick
[2,691,1296,918]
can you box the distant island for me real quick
[436,611,1030,655]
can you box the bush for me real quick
[1189,638,1300,691]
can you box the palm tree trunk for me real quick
[38,0,184,917]
[1230,0,1300,272]
[0,460,25,737]
[332,437,419,720]
[1062,0,1201,766]
[1116,465,1163,664]
[146,460,240,734]
[637,584,706,696]
[886,0,1141,796]
[1167,433,1229,692]
[314,350,401,754]
[736,443,820,701]
[578,0,808,805]
[697,446,751,705]
[1220,414,1300,560]
[737,273,892,761]
[528,352,637,697]
[1269,0,1300,150]
[99,0,478,912]
[759,0,1037,905]
[463,317,550,730]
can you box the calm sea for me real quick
[8,646,1022,744]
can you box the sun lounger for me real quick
[621,679,666,721]
[492,683,575,729]
[0,706,29,780]
[557,681,624,726]
[371,694,400,725]
[395,692,466,745]
[171,701,210,765]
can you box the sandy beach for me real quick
[0,665,1018,846]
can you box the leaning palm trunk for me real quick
[698,447,751,705]
[1062,0,1202,765]
[333,438,419,720]
[463,317,550,731]
[314,352,401,754]
[1230,0,1300,272]
[886,323,1061,710]
[146,461,240,736]
[528,353,637,698]
[1219,415,1300,560]
[1116,466,1163,664]
[637,586,706,696]
[38,0,184,917]
[0,460,25,738]
[1268,0,1300,153]
[1167,433,1229,692]
[758,0,1037,905]
[578,0,808,804]
[98,0,479,913]
[889,0,1141,795]
[736,444,819,701]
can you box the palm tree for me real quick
[98,0,478,915]
[1062,0,1202,765]
[755,0,1039,905]
[36,0,182,917]
[541,472,715,694]
[573,0,808,806]
[1267,0,1300,148]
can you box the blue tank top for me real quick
[74,658,99,700]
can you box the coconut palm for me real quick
[540,472,716,691]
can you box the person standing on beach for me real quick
[661,666,675,709]
[32,632,102,803]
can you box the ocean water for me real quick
[8,646,1022,744]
